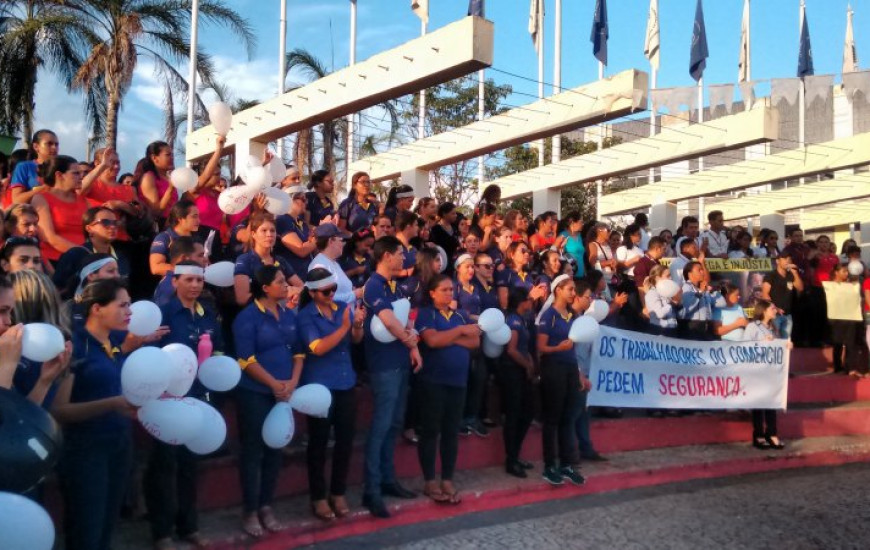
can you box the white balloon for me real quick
[848,260,864,276]
[585,299,610,323]
[288,383,332,418]
[656,278,680,299]
[478,308,506,333]
[138,397,204,445]
[184,400,227,455]
[208,101,233,136]
[244,165,271,192]
[569,316,600,344]
[269,155,286,183]
[197,355,242,392]
[263,185,291,215]
[392,298,411,326]
[488,323,512,346]
[218,186,254,215]
[162,343,199,397]
[482,337,504,359]
[121,346,173,406]
[371,315,397,343]
[21,323,65,362]
[262,402,295,449]
[204,261,235,288]
[128,300,162,337]
[170,166,198,194]
[435,245,448,274]
[0,492,55,550]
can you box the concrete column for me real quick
[649,201,677,235]
[759,212,785,241]
[234,139,268,181]
[859,222,870,265]
[834,88,855,178]
[532,188,560,218]
[400,168,430,199]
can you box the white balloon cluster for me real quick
[216,150,288,216]
[479,308,509,358]
[262,384,332,449]
[370,299,411,343]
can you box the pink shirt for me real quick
[138,174,177,218]
[195,190,222,230]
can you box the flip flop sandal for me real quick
[423,488,450,504]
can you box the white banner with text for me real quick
[587,326,789,410]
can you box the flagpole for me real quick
[347,0,357,188]
[277,0,287,162]
[595,59,603,219]
[477,69,485,186]
[185,0,200,163]
[798,1,806,187]
[537,6,545,168]
[697,76,704,216]
[649,66,656,184]
[553,0,562,164]
[419,18,427,142]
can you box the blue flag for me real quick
[689,0,709,82]
[468,0,484,17]
[797,4,814,77]
[590,0,609,65]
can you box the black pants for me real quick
[463,353,488,423]
[417,381,466,481]
[236,388,283,514]
[540,358,580,468]
[500,361,534,464]
[144,441,199,541]
[751,410,777,438]
[306,388,356,500]
[831,320,869,374]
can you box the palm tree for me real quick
[0,0,100,144]
[70,0,255,150]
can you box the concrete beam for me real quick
[801,202,870,231]
[599,132,870,216]
[185,16,494,163]
[498,105,779,200]
[714,174,870,221]
[351,69,649,183]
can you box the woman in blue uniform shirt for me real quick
[297,268,365,521]
[51,278,136,550]
[501,287,536,478]
[497,241,547,309]
[535,274,588,487]
[145,261,223,548]
[337,172,377,233]
[416,274,481,504]
[233,211,303,305]
[340,228,374,289]
[232,265,304,537]
[276,186,316,277]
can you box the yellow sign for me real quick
[658,257,773,272]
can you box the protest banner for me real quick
[587,325,789,410]
[660,257,773,309]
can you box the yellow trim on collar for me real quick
[438,309,454,321]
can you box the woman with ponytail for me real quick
[136,141,178,220]
[383,184,414,224]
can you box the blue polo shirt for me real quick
[484,246,504,269]
[151,228,180,259]
[159,296,223,397]
[153,272,175,306]
[306,191,335,226]
[12,358,59,409]
[234,251,296,282]
[396,244,417,298]
[10,160,39,190]
[454,280,482,319]
[363,272,410,373]
[472,277,499,311]
[337,197,377,233]
[537,307,576,365]
[297,301,356,391]
[67,330,130,437]
[233,300,303,394]
[496,268,534,292]
[340,253,372,289]
[416,307,472,388]
[505,312,531,366]
[275,213,312,277]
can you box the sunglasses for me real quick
[475,263,494,269]
[315,286,337,296]
[92,219,118,228]
[2,236,39,251]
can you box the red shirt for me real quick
[815,253,840,285]
[40,191,89,262]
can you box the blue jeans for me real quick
[61,431,132,550]
[235,388,282,514]
[774,314,793,341]
[364,367,410,497]
[574,388,597,457]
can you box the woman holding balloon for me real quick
[144,260,223,549]
[297,268,365,520]
[232,265,304,537]
[51,278,137,550]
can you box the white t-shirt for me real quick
[616,245,643,278]
[309,252,356,306]
[703,229,729,257]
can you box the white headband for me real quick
[304,274,338,290]
[174,265,205,277]
[74,257,117,298]
[454,253,473,269]
[396,191,415,199]
[284,185,306,196]
[535,274,572,325]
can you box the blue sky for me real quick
[30,0,868,172]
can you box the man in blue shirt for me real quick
[362,236,422,518]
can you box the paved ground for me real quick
[305,463,870,550]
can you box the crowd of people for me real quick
[0,129,865,550]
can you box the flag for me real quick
[797,1,814,77]
[738,0,751,83]
[590,0,609,66]
[844,5,858,74]
[644,0,660,71]
[468,0,484,17]
[529,0,543,53]
[689,0,709,82]
[411,0,428,25]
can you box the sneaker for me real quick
[459,424,472,436]
[542,466,564,486]
[469,420,490,437]
[559,465,586,486]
